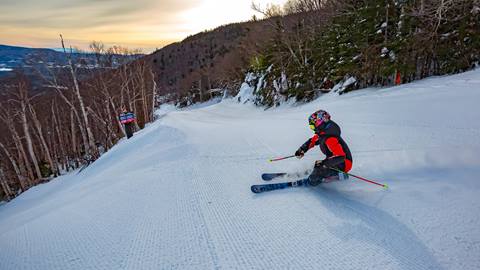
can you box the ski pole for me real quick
[268,155,295,162]
[327,166,389,190]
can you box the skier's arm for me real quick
[296,134,320,157]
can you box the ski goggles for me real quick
[309,118,325,131]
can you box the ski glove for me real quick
[295,149,304,158]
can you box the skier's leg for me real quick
[307,162,338,186]
[125,123,133,139]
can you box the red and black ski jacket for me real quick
[299,120,353,172]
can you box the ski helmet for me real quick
[308,110,331,131]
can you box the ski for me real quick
[261,171,309,181]
[251,178,309,193]
[252,173,350,193]
[261,173,287,181]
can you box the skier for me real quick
[119,108,136,139]
[295,110,353,186]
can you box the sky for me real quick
[0,0,287,53]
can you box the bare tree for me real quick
[29,103,57,176]
[0,169,14,201]
[8,81,43,180]
[60,34,97,158]
[0,142,27,190]
[284,0,326,14]
[0,39,155,199]
[0,106,35,184]
[50,100,68,172]
[251,1,284,18]
[69,108,80,167]
[40,47,90,160]
[150,69,157,121]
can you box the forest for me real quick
[248,0,479,105]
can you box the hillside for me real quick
[0,45,62,68]
[0,69,479,269]
[145,19,279,104]
[0,44,142,86]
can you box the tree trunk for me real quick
[0,109,33,186]
[99,80,119,144]
[51,103,66,173]
[150,69,157,121]
[110,98,126,137]
[55,88,89,156]
[61,35,97,159]
[70,109,79,167]
[0,142,27,191]
[142,78,149,123]
[0,169,14,200]
[385,0,389,43]
[29,104,57,176]
[15,82,42,180]
[21,101,42,180]
[13,131,34,185]
[0,178,13,201]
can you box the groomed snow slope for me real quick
[1,70,480,270]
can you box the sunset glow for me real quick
[0,0,288,52]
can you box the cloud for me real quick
[0,0,199,28]
[0,0,286,50]
[0,0,205,49]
